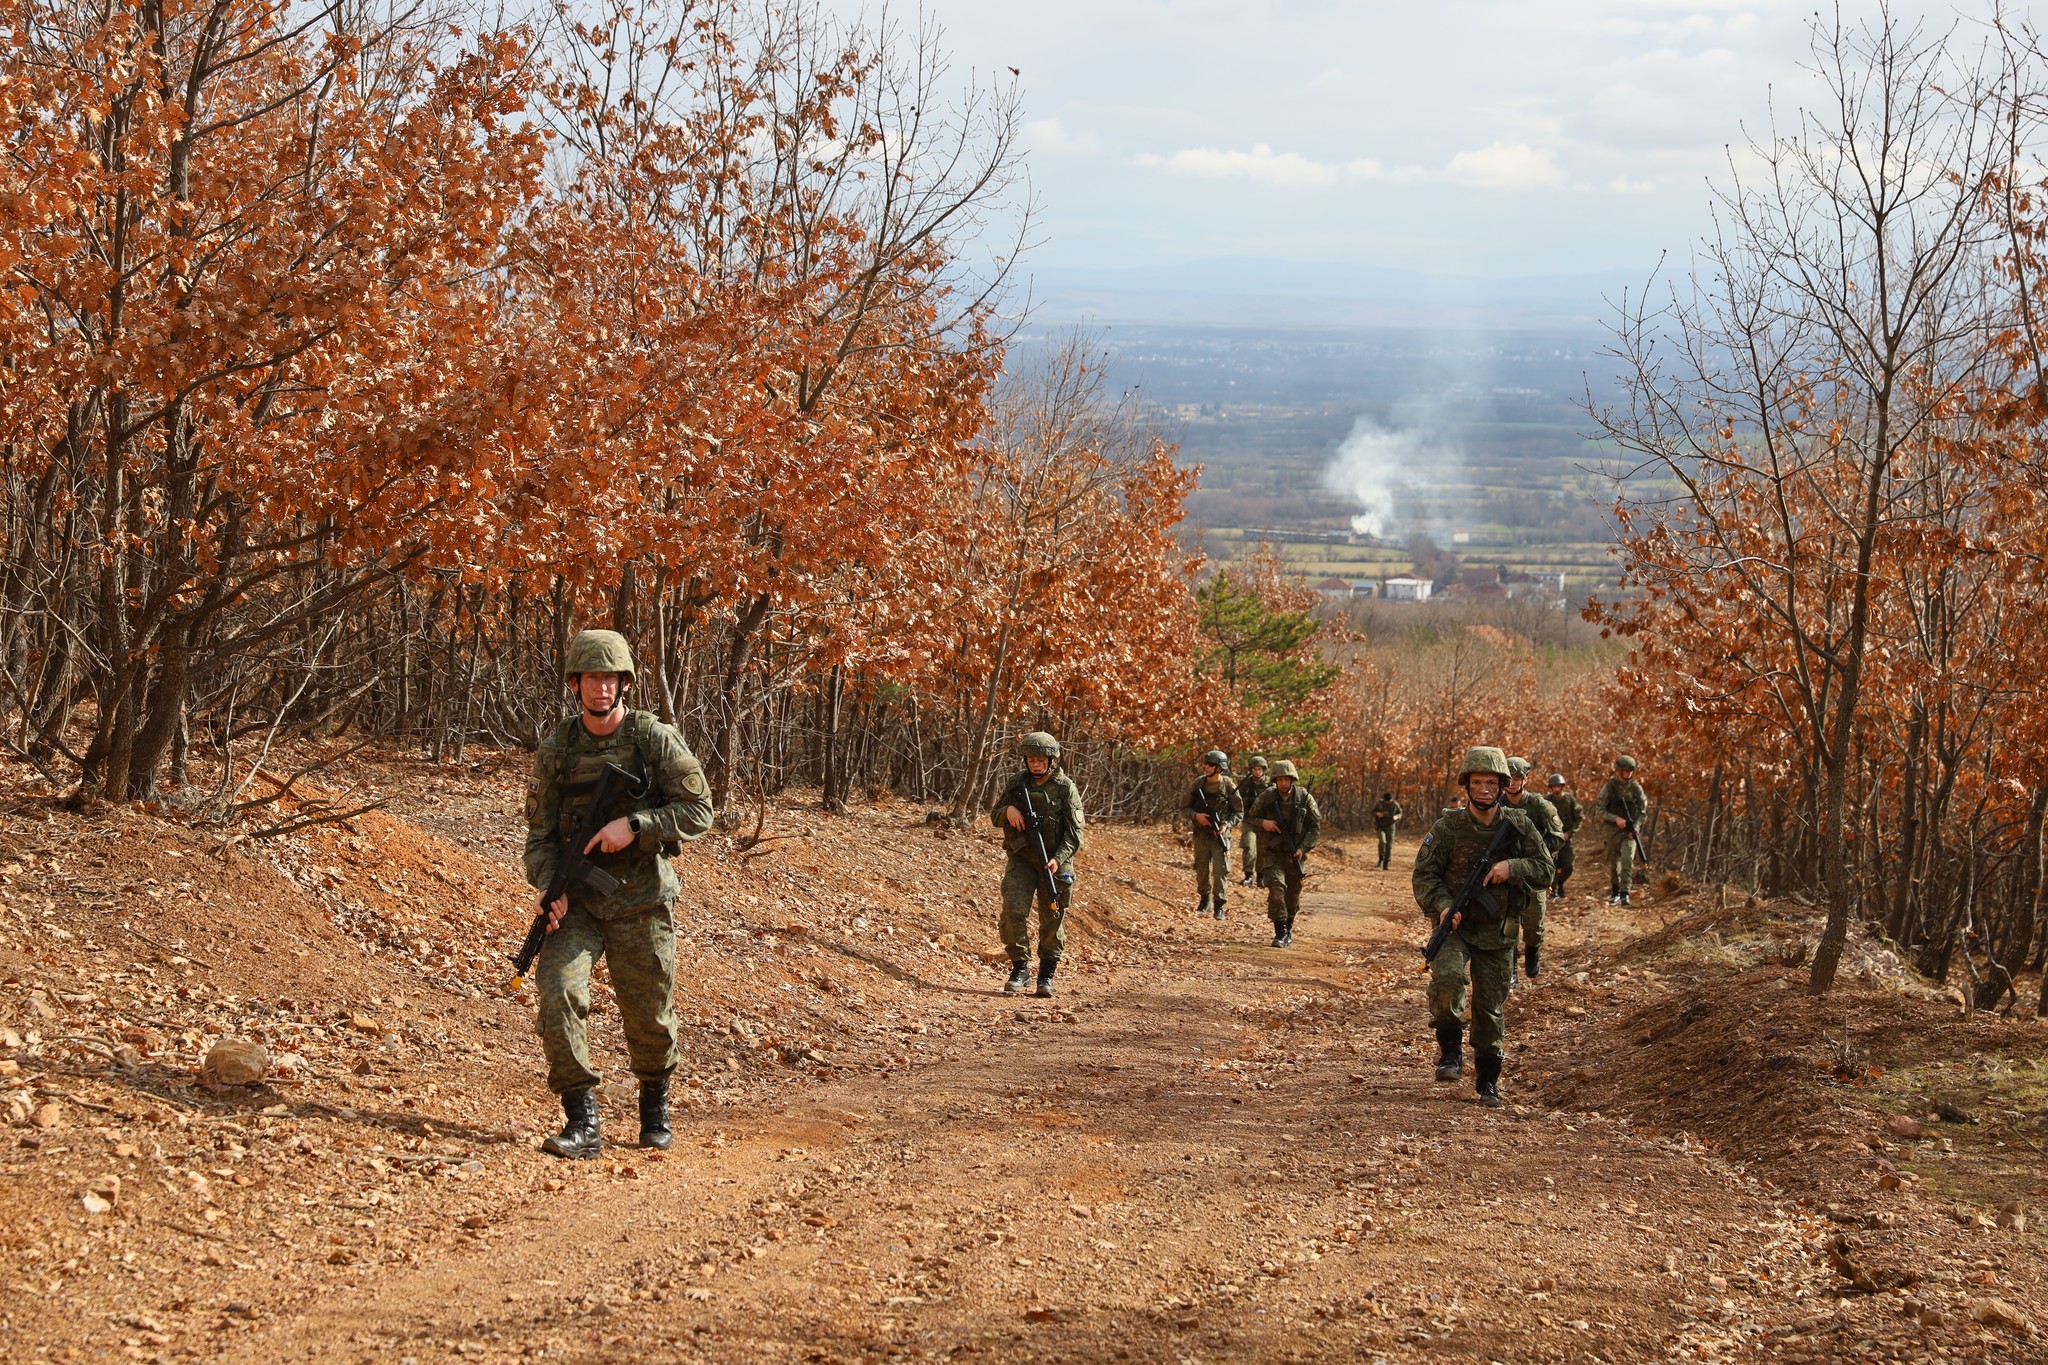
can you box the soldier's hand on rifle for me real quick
[1437,905,1461,931]
[583,816,637,856]
[1612,814,1627,829]
[1004,805,1025,831]
[1046,858,1060,875]
[1261,818,1280,833]
[538,890,570,932]
[1485,860,1512,886]
[1196,813,1214,830]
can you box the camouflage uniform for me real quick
[1248,768,1320,943]
[1414,803,1552,1062]
[1180,765,1243,912]
[1596,767,1649,899]
[990,768,1085,970]
[1372,796,1403,870]
[1503,767,1564,966]
[1235,765,1271,882]
[1548,785,1582,895]
[524,709,713,1095]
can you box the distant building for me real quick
[1382,577,1432,602]
[1315,577,1379,599]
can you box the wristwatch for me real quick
[627,814,644,834]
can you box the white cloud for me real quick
[1441,141,1568,191]
[1134,143,1400,187]
[1023,118,1102,158]
[1609,174,1658,194]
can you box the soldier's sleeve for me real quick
[1411,817,1453,918]
[1177,783,1196,817]
[522,735,564,892]
[1505,810,1554,892]
[1053,777,1085,865]
[1296,792,1322,852]
[1224,784,1244,820]
[989,776,1019,829]
[1247,789,1274,825]
[1628,782,1649,824]
[1390,800,1403,822]
[639,724,714,847]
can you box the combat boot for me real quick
[1433,1023,1464,1083]
[1618,893,1632,907]
[1196,895,1212,917]
[1270,923,1286,947]
[1003,960,1031,996]
[1524,943,1541,980]
[1213,899,1226,921]
[638,1074,673,1150]
[541,1086,601,1160]
[1475,1053,1504,1108]
[1033,960,1057,999]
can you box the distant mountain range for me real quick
[1016,257,1645,330]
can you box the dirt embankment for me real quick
[1,754,2042,1363]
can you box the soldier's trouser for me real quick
[1520,888,1547,952]
[1193,832,1230,903]
[1376,828,1394,867]
[1262,861,1303,926]
[536,902,679,1094]
[1554,839,1575,890]
[1000,860,1068,964]
[1427,926,1514,1058]
[1239,826,1258,874]
[1605,826,1636,895]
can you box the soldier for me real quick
[1371,791,1402,871]
[1596,755,1650,905]
[1503,757,1565,982]
[1414,747,1552,1108]
[991,732,1086,998]
[1546,773,1582,901]
[523,629,714,1160]
[1248,759,1320,947]
[1236,757,1271,886]
[1180,749,1243,919]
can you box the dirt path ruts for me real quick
[220,855,1830,1363]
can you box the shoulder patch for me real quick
[1420,832,1435,850]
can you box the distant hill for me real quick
[1019,256,1641,329]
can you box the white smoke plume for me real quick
[1321,417,1461,539]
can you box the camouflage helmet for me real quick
[1020,731,1061,759]
[1202,748,1229,769]
[1506,756,1533,778]
[1248,755,1268,771]
[1614,754,1638,771]
[1459,746,1511,781]
[1548,773,1567,787]
[1270,759,1299,780]
[565,629,635,682]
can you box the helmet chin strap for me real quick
[1468,790,1499,812]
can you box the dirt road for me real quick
[210,850,1835,1364]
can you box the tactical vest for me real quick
[543,710,686,858]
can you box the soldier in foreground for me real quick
[1413,747,1552,1108]
[1249,759,1320,947]
[1503,757,1565,981]
[1236,756,1271,886]
[1180,748,1243,919]
[1546,773,1581,900]
[1596,755,1650,905]
[523,630,714,1159]
[1371,791,1402,870]
[991,732,1086,997]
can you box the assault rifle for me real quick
[1420,815,1523,966]
[1190,780,1234,839]
[1618,813,1651,866]
[509,758,649,989]
[1261,797,1310,873]
[1015,779,1073,911]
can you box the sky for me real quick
[888,0,1968,280]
